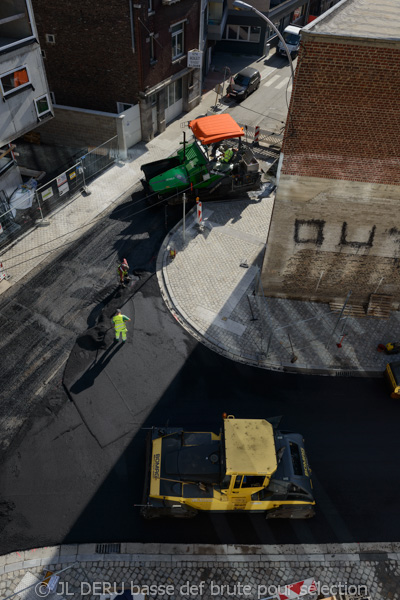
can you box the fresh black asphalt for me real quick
[0,190,399,553]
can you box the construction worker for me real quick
[117,258,130,286]
[220,146,234,163]
[112,309,131,343]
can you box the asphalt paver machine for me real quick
[140,114,261,203]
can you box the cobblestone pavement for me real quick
[158,196,400,375]
[2,544,400,600]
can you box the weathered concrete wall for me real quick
[37,107,119,149]
[262,175,400,303]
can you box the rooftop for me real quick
[304,0,400,40]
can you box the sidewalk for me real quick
[157,199,400,376]
[2,543,400,600]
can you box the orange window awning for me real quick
[188,114,244,145]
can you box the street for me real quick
[1,54,400,555]
[0,182,399,554]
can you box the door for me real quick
[121,104,141,148]
[165,79,183,124]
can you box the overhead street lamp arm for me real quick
[232,0,295,82]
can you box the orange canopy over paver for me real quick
[188,114,244,145]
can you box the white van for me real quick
[278,25,302,58]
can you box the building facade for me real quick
[31,0,202,147]
[211,0,310,57]
[261,0,400,306]
[0,0,52,241]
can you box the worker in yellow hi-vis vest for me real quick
[112,309,131,342]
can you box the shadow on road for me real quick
[70,341,124,394]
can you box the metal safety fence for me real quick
[0,136,119,251]
[80,135,119,181]
[236,122,283,148]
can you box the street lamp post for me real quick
[232,0,295,82]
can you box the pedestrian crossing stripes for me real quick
[263,73,292,92]
[263,74,280,87]
[276,78,290,89]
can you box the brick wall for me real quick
[282,39,400,185]
[141,1,202,91]
[33,0,200,113]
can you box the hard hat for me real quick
[122,258,128,266]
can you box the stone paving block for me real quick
[57,556,77,565]
[102,554,131,562]
[159,545,194,555]
[5,552,25,565]
[324,553,360,561]
[391,542,400,552]
[138,554,172,562]
[325,543,360,554]
[359,542,393,553]
[76,554,102,563]
[77,544,97,557]
[226,545,262,555]
[24,547,60,561]
[294,544,329,554]
[297,554,326,562]
[5,562,23,573]
[359,553,388,561]
[193,545,228,555]
[260,554,299,562]
[259,545,287,555]
[22,559,42,569]
[215,555,261,562]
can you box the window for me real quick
[150,34,156,62]
[35,94,52,118]
[148,0,153,12]
[45,33,56,44]
[117,102,134,113]
[149,93,157,105]
[166,79,182,107]
[0,3,35,52]
[171,22,184,60]
[49,91,56,104]
[41,49,46,59]
[242,476,265,488]
[0,67,30,97]
[224,24,260,42]
[233,475,242,489]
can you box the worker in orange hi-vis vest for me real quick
[117,258,130,286]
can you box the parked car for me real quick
[227,67,261,101]
[278,25,302,58]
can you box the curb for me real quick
[2,543,400,575]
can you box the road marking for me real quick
[276,78,290,89]
[263,74,280,87]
